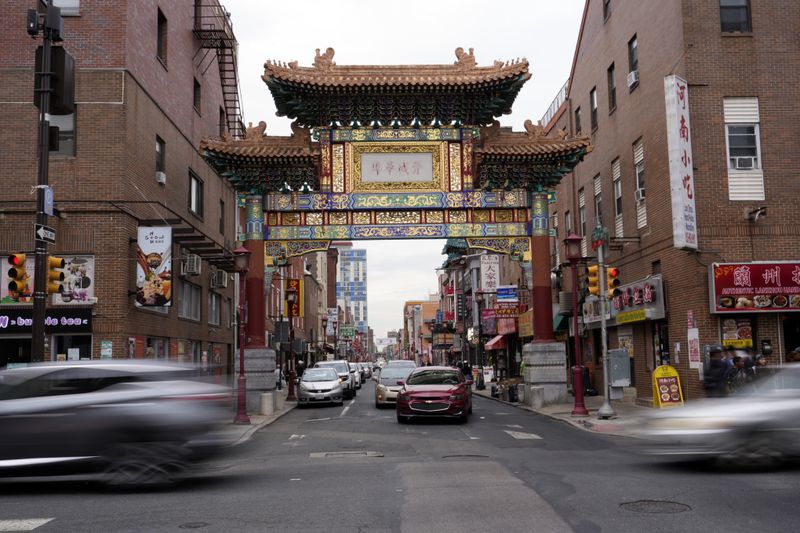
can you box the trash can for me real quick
[508,384,519,403]
[490,385,499,398]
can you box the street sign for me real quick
[35,224,56,244]
[43,186,54,216]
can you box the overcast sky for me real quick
[223,0,585,338]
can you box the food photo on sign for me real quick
[135,227,173,307]
[712,262,800,313]
[53,255,97,305]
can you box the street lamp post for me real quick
[321,316,328,359]
[233,246,251,424]
[564,232,589,417]
[285,288,298,401]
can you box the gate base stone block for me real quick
[523,341,569,406]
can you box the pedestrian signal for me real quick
[46,256,65,294]
[7,254,29,293]
[607,266,621,298]
[586,264,600,296]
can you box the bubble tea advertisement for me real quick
[135,227,172,307]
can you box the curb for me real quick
[230,401,298,446]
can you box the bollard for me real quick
[260,392,275,416]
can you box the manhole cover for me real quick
[179,523,209,529]
[442,454,489,459]
[309,451,384,458]
[620,500,691,514]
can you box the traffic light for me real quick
[586,264,600,296]
[7,254,29,294]
[46,256,65,294]
[607,266,621,298]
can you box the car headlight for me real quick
[299,383,309,391]
[449,394,465,401]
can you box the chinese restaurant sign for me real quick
[480,255,500,293]
[710,262,800,313]
[664,74,698,250]
[612,275,665,324]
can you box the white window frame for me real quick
[612,159,622,216]
[189,171,203,217]
[179,280,201,321]
[725,124,761,170]
[208,291,221,326]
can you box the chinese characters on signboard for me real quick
[664,75,698,250]
[361,152,433,183]
[480,255,500,293]
[710,262,800,313]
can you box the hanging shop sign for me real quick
[720,317,753,349]
[481,308,497,336]
[494,302,519,318]
[496,285,518,303]
[582,295,611,326]
[518,309,534,338]
[652,365,684,408]
[53,255,97,305]
[0,307,92,334]
[480,255,500,293]
[135,226,172,307]
[710,262,800,313]
[612,275,664,325]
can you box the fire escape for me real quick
[193,1,244,139]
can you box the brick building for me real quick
[0,0,242,372]
[546,0,800,403]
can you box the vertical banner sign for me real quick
[687,328,701,369]
[480,255,500,293]
[326,307,337,336]
[135,227,172,307]
[664,75,698,250]
[285,278,302,317]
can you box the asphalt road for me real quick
[1,381,798,532]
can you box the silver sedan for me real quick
[297,367,344,406]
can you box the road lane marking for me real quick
[505,424,523,429]
[0,519,54,531]
[289,434,305,440]
[504,430,542,440]
[306,417,331,422]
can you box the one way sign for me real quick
[35,224,56,244]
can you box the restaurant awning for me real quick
[554,314,569,332]
[484,335,507,351]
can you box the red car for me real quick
[395,366,472,423]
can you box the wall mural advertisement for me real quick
[135,226,172,307]
[53,255,97,305]
[711,262,800,313]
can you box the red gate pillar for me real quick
[244,195,266,348]
[530,191,555,343]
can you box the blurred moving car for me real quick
[297,367,343,407]
[0,361,231,486]
[637,364,800,466]
[314,360,356,399]
[374,366,413,408]
[396,366,472,423]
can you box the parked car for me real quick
[636,364,800,466]
[360,363,372,380]
[0,361,231,486]
[375,366,413,408]
[352,363,362,389]
[297,367,343,407]
[395,366,472,423]
[385,360,417,369]
[315,360,356,399]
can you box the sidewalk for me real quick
[473,386,649,438]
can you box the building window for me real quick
[578,188,586,237]
[565,210,572,234]
[157,9,168,66]
[219,107,226,136]
[633,138,645,193]
[590,87,598,131]
[156,136,165,172]
[612,159,622,216]
[726,125,759,169]
[607,63,616,112]
[219,200,225,234]
[208,292,221,326]
[179,280,201,321]
[603,0,611,20]
[53,0,80,16]
[593,175,603,226]
[574,107,582,134]
[723,97,763,200]
[628,35,638,74]
[720,0,751,32]
[189,171,203,217]
[193,78,201,114]
[49,112,75,156]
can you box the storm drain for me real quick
[620,500,691,514]
[309,451,384,458]
[442,454,490,459]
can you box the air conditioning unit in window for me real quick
[211,269,228,288]
[634,188,646,203]
[155,171,167,185]
[734,157,754,170]
[627,70,639,88]
[181,254,201,276]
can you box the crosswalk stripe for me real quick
[0,519,54,531]
[504,430,542,440]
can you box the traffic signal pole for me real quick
[596,237,616,419]
[31,2,55,363]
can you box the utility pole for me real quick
[595,224,616,419]
[28,1,72,362]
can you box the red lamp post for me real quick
[233,246,251,424]
[564,232,589,417]
[285,287,298,401]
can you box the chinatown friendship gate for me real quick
[201,48,591,407]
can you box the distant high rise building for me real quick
[333,242,368,335]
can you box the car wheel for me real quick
[104,443,188,487]
[397,413,409,424]
[719,431,783,468]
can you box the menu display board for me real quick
[652,365,684,408]
[710,262,800,313]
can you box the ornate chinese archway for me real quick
[201,48,590,350]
